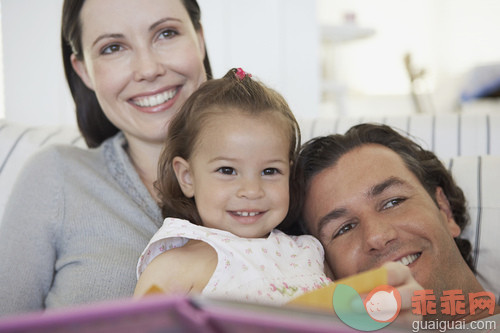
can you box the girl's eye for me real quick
[158,29,178,40]
[217,167,235,175]
[262,168,280,176]
[101,44,123,55]
[382,198,406,210]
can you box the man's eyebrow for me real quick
[315,176,408,236]
[367,176,407,198]
[316,207,348,237]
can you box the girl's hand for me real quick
[134,240,217,298]
[382,261,423,326]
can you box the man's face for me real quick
[303,144,463,293]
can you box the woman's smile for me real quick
[129,86,180,112]
[73,0,207,144]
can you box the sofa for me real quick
[1,112,499,304]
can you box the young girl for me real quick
[135,68,331,305]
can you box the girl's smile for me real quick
[173,110,291,238]
[228,210,268,225]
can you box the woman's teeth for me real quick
[133,89,177,107]
[397,253,421,266]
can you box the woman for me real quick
[0,0,211,316]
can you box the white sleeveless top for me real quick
[137,218,331,305]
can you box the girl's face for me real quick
[174,111,291,238]
[71,0,207,145]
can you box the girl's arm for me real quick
[134,240,217,297]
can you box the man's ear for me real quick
[70,54,95,90]
[172,157,194,198]
[435,187,461,237]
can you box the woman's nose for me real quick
[132,48,166,82]
[236,178,265,200]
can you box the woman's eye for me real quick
[158,29,178,40]
[217,167,235,175]
[101,44,123,55]
[383,198,405,210]
[262,168,280,176]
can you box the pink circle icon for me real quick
[364,285,402,323]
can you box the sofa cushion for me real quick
[0,121,84,222]
[446,154,500,302]
[300,112,500,159]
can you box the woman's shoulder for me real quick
[23,143,105,172]
[25,132,121,164]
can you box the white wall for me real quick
[199,0,320,120]
[1,0,74,125]
[318,0,500,115]
[2,1,500,123]
[0,0,320,126]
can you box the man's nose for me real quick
[362,215,398,252]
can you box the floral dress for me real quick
[137,218,331,305]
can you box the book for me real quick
[0,267,408,332]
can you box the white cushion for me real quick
[299,112,500,159]
[0,121,84,222]
[447,155,500,302]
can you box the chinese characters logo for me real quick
[412,289,496,316]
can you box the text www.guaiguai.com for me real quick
[412,319,496,332]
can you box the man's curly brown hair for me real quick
[298,123,474,272]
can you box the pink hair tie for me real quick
[234,68,252,80]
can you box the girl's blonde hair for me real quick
[156,68,302,231]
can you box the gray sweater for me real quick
[0,133,162,317]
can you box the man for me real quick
[299,123,499,323]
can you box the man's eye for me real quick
[383,198,406,210]
[262,168,280,176]
[217,167,235,175]
[101,44,123,55]
[334,222,356,239]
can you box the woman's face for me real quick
[72,0,207,145]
